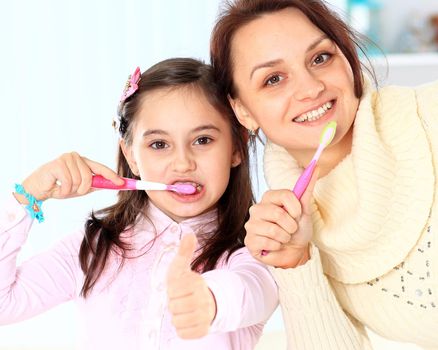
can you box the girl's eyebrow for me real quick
[142,129,168,138]
[191,124,221,133]
[249,34,330,80]
[142,124,220,138]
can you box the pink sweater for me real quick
[0,195,278,349]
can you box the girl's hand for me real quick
[244,169,319,269]
[15,152,123,203]
[167,234,216,339]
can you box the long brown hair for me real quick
[210,0,376,100]
[79,58,253,297]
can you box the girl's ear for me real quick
[231,149,242,168]
[120,139,139,176]
[228,95,259,131]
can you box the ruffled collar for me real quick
[120,201,218,251]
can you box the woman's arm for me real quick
[270,244,372,350]
[243,183,372,349]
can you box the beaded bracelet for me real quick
[14,184,44,223]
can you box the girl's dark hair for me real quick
[210,0,376,100]
[79,58,253,297]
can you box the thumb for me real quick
[300,166,319,216]
[167,233,198,281]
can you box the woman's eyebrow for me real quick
[250,59,283,80]
[306,35,330,53]
[249,36,330,80]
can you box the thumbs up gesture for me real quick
[166,234,217,339]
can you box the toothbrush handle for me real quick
[91,175,136,190]
[292,159,317,200]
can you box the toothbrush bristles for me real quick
[172,184,197,195]
[320,121,337,147]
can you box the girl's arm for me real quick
[202,246,278,333]
[0,152,122,324]
[166,235,278,339]
[0,194,83,324]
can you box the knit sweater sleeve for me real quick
[269,244,372,350]
[0,194,82,324]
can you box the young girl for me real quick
[210,0,438,349]
[0,58,278,349]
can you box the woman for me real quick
[210,0,438,349]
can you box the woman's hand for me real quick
[244,169,318,269]
[14,152,123,203]
[167,234,216,339]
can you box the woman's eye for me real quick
[150,140,168,149]
[194,136,212,145]
[313,53,332,65]
[264,74,283,86]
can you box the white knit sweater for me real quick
[264,80,438,349]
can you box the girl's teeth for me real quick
[294,101,333,122]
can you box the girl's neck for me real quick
[289,127,353,178]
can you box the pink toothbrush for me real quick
[261,121,337,257]
[292,121,337,199]
[91,175,197,195]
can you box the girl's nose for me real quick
[172,149,196,173]
[292,70,325,101]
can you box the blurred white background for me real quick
[0,0,436,349]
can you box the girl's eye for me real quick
[313,53,332,65]
[150,140,168,149]
[194,136,212,145]
[264,74,284,86]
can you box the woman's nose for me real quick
[292,70,325,101]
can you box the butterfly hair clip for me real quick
[120,66,141,103]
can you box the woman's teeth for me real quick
[294,101,333,123]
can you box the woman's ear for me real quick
[228,95,259,131]
[119,139,139,176]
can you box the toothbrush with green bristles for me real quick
[292,121,337,199]
[261,121,337,257]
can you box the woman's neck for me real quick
[289,127,353,178]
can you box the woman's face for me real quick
[229,8,359,159]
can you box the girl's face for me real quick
[229,8,359,160]
[122,87,241,223]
